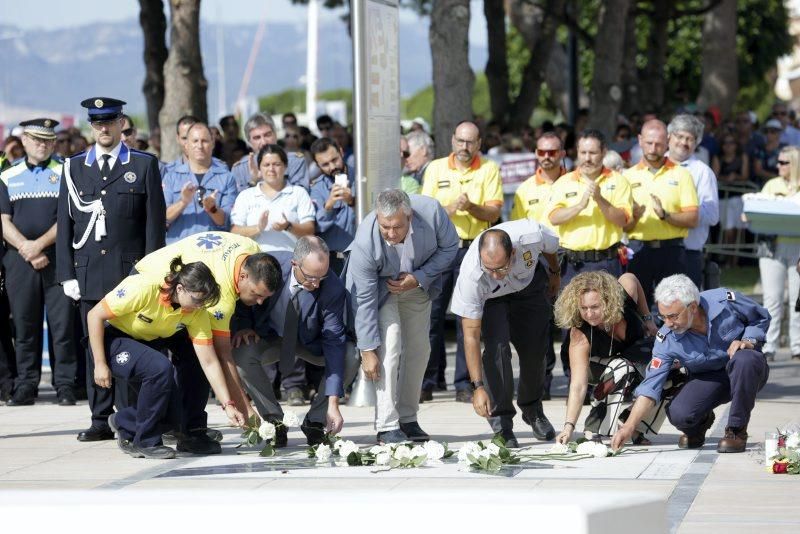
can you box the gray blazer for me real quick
[345,194,458,350]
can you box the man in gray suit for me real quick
[346,189,458,444]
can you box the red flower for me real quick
[773,461,789,474]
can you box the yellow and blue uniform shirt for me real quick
[134,231,261,337]
[421,154,504,240]
[0,158,62,241]
[545,168,632,251]
[510,168,560,227]
[623,159,698,241]
[102,274,213,345]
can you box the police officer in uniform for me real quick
[612,274,770,454]
[1,118,77,406]
[451,219,561,447]
[56,97,166,442]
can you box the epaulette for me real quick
[655,326,669,342]
[725,290,736,301]
[130,149,157,160]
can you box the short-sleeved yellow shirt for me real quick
[545,168,632,251]
[102,274,213,344]
[421,154,504,240]
[510,168,560,228]
[134,232,261,337]
[624,159,699,241]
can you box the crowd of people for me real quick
[0,94,787,459]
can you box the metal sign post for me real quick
[352,0,401,222]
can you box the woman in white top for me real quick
[231,144,316,252]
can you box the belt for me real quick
[564,244,620,263]
[640,237,684,249]
[458,239,474,249]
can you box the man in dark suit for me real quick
[231,236,358,445]
[56,97,166,442]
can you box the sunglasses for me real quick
[122,128,135,137]
[777,160,790,165]
[401,150,410,158]
[536,149,559,157]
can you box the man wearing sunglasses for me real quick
[612,274,770,454]
[56,97,166,442]
[231,236,359,446]
[346,190,458,444]
[451,219,560,447]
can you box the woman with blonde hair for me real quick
[554,271,670,445]
[758,145,800,360]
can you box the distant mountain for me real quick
[0,16,487,121]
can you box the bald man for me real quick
[623,120,699,307]
[450,219,560,447]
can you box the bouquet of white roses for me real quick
[310,438,453,469]
[458,435,520,473]
[237,411,299,457]
[768,425,800,474]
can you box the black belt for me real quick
[640,237,684,249]
[458,239,473,249]
[564,244,620,263]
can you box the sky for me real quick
[0,0,487,45]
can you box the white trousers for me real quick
[759,241,800,355]
[374,287,432,432]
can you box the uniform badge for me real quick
[437,180,450,188]
[49,173,59,184]
[650,357,663,369]
[668,180,679,186]
[196,233,223,250]
[566,192,577,198]
[213,310,225,320]
[115,352,130,365]
[95,98,104,108]
[136,313,153,324]
[631,182,641,188]
[656,331,666,342]
[726,290,736,301]
[522,250,533,268]
[124,171,137,183]
[116,288,126,299]
[44,119,52,128]
[528,199,539,205]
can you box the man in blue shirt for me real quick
[162,122,237,243]
[309,138,356,275]
[612,274,770,453]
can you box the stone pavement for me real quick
[1,350,799,533]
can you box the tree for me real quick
[696,0,738,116]
[138,0,168,133]
[158,0,208,162]
[586,0,631,136]
[429,0,474,156]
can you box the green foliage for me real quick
[258,88,354,122]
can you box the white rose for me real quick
[424,440,446,460]
[375,452,391,466]
[393,445,412,460]
[282,411,300,428]
[315,444,332,462]
[457,442,480,463]
[486,443,501,455]
[411,445,427,458]
[478,448,493,459]
[333,440,345,451]
[258,421,276,441]
[547,443,569,454]
[576,442,596,456]
[592,443,610,458]
[339,441,359,458]
[786,433,800,449]
[369,445,390,455]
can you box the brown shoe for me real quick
[678,411,715,449]
[717,427,748,453]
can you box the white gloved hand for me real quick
[63,279,81,301]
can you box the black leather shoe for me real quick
[177,431,222,455]
[286,388,305,407]
[6,385,35,406]
[266,417,288,448]
[130,444,177,459]
[494,430,519,449]
[108,414,137,456]
[0,383,12,404]
[419,389,433,403]
[77,424,114,442]
[57,387,77,406]
[678,411,715,449]
[399,421,430,442]
[455,389,473,403]
[300,419,326,446]
[523,402,556,441]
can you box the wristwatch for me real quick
[470,380,485,391]
[741,337,758,346]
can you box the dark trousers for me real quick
[483,265,551,432]
[424,246,469,391]
[666,349,769,434]
[627,242,688,309]
[4,250,76,390]
[80,300,134,428]
[685,249,703,289]
[0,283,14,392]
[103,331,179,448]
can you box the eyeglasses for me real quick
[401,150,410,158]
[777,160,790,166]
[296,263,328,284]
[536,149,559,157]
[454,138,479,148]
[122,128,135,137]
[479,256,512,275]
[656,304,687,322]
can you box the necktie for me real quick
[279,291,300,376]
[100,154,111,177]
